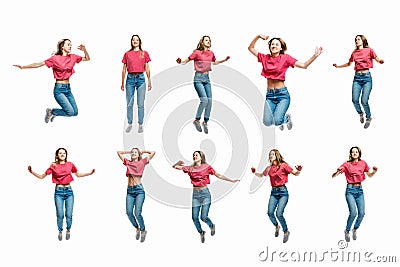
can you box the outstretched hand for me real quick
[173,160,184,168]
[251,167,256,173]
[28,166,32,173]
[13,65,23,69]
[77,44,87,51]
[259,34,269,40]
[295,165,303,171]
[176,58,182,64]
[314,47,323,57]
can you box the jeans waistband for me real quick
[127,184,144,189]
[194,71,210,77]
[347,183,362,188]
[267,87,287,92]
[55,184,71,190]
[54,83,71,89]
[354,72,371,76]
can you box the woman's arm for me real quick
[248,34,268,57]
[13,62,46,69]
[214,172,240,182]
[291,165,302,176]
[172,160,185,170]
[142,150,156,161]
[74,169,95,178]
[28,165,47,179]
[333,61,352,68]
[332,166,343,178]
[251,167,265,178]
[295,47,323,69]
[117,151,130,162]
[78,44,90,61]
[213,56,230,65]
[145,62,152,91]
[374,57,384,64]
[176,57,191,65]
[121,63,127,91]
[366,166,378,177]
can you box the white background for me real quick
[1,0,399,266]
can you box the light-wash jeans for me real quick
[267,186,289,232]
[193,72,212,122]
[52,83,78,117]
[345,184,365,231]
[263,87,290,127]
[192,187,213,233]
[54,185,74,231]
[126,73,146,125]
[126,184,146,231]
[352,72,373,118]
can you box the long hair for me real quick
[269,149,286,167]
[347,146,362,162]
[129,34,144,57]
[195,35,211,51]
[355,35,369,50]
[192,150,207,166]
[130,147,143,161]
[54,39,71,56]
[54,147,68,164]
[268,37,287,54]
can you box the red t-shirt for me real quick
[122,50,151,73]
[349,48,377,71]
[188,50,216,73]
[262,163,293,187]
[123,158,149,177]
[182,163,216,187]
[340,160,369,184]
[45,162,77,185]
[257,53,297,81]
[44,54,83,80]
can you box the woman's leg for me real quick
[64,187,74,231]
[275,189,289,232]
[64,88,78,116]
[352,76,364,115]
[126,188,139,229]
[273,89,291,126]
[360,74,373,119]
[125,76,135,125]
[54,188,65,232]
[267,190,279,227]
[353,189,365,230]
[199,188,213,228]
[134,188,146,231]
[136,77,146,126]
[52,85,76,117]
[193,81,208,121]
[263,94,277,127]
[191,190,203,233]
[203,80,212,123]
[345,188,358,232]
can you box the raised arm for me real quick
[332,166,343,178]
[14,62,46,69]
[366,166,378,177]
[295,47,323,69]
[248,34,268,57]
[121,63,127,91]
[117,151,130,162]
[176,57,191,65]
[78,44,90,61]
[213,56,230,65]
[142,150,156,161]
[291,165,302,176]
[145,62,152,91]
[74,169,95,178]
[214,172,240,183]
[28,165,48,179]
[172,160,185,170]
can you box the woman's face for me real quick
[131,36,140,48]
[62,40,72,54]
[131,149,140,159]
[351,148,360,160]
[269,39,282,54]
[269,150,276,162]
[57,149,67,162]
[355,36,363,48]
[193,152,202,163]
[202,37,211,48]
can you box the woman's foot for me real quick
[135,228,140,240]
[193,120,202,132]
[359,112,364,123]
[202,122,208,134]
[138,124,143,133]
[286,114,293,130]
[344,230,350,242]
[125,124,132,133]
[140,230,147,243]
[58,231,62,241]
[66,230,71,240]
[364,117,372,129]
[200,231,206,243]
[283,231,290,243]
[274,225,280,237]
[210,224,215,236]
[45,108,53,123]
[352,228,357,240]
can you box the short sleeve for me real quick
[286,54,297,68]
[188,51,198,61]
[262,166,270,176]
[45,165,53,175]
[182,166,190,173]
[71,54,83,64]
[283,163,293,174]
[369,48,377,59]
[257,52,267,63]
[207,165,216,175]
[363,161,370,172]
[123,158,128,166]
[142,158,150,165]
[44,56,54,68]
[70,162,78,173]
[144,51,151,63]
[122,52,128,64]
[211,51,216,62]
[349,52,355,62]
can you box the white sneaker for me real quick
[138,125,143,133]
[125,124,132,133]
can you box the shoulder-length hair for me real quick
[195,35,211,51]
[268,37,287,54]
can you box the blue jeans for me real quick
[126,184,146,231]
[267,186,289,232]
[52,83,78,117]
[345,184,365,231]
[54,185,74,232]
[192,187,213,233]
[352,72,373,118]
[126,73,146,125]
[263,87,290,127]
[193,72,212,122]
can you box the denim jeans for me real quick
[267,186,289,232]
[192,187,213,233]
[54,185,74,231]
[126,184,146,231]
[352,72,373,118]
[126,73,146,125]
[52,83,78,117]
[193,72,212,122]
[345,184,365,231]
[263,87,290,127]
